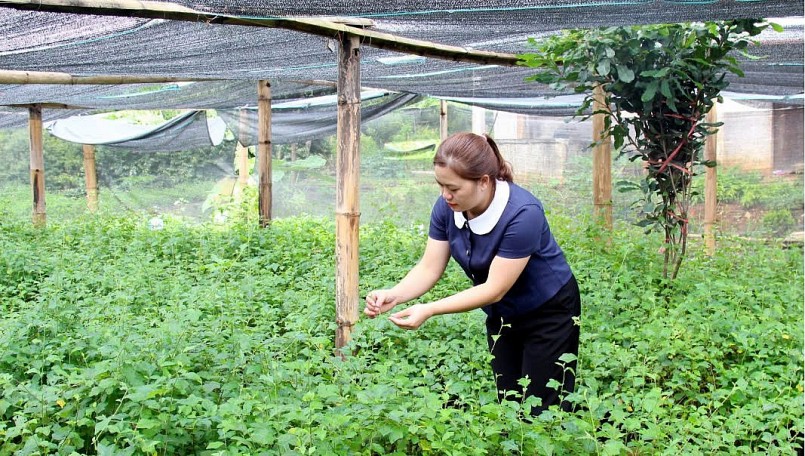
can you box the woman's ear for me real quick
[479,175,491,191]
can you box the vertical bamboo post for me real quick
[236,142,249,186]
[257,81,272,227]
[439,99,448,141]
[516,113,526,139]
[289,143,299,184]
[592,85,612,228]
[82,144,98,213]
[29,106,46,226]
[471,105,485,135]
[703,104,718,255]
[335,33,361,350]
[236,108,250,187]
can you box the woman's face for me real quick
[434,165,490,215]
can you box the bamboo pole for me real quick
[1,0,519,66]
[236,142,249,187]
[0,70,218,85]
[0,69,338,89]
[335,33,361,351]
[236,109,250,187]
[439,99,448,141]
[257,81,272,227]
[516,114,526,139]
[28,106,46,226]
[471,105,485,135]
[592,85,612,228]
[703,104,719,255]
[82,144,99,212]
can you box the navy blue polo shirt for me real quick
[428,181,573,318]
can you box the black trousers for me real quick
[485,275,581,415]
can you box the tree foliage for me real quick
[519,19,776,279]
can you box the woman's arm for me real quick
[364,238,451,318]
[389,255,529,329]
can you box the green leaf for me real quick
[666,95,677,113]
[615,65,635,83]
[616,180,641,192]
[660,79,672,99]
[136,418,161,430]
[558,353,578,364]
[641,80,659,103]
[596,59,611,76]
[546,378,562,390]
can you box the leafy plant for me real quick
[519,19,777,279]
[762,208,797,236]
[1,214,801,454]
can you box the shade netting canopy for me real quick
[0,0,799,120]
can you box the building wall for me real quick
[717,99,774,172]
[495,139,569,181]
[491,97,800,177]
[772,104,804,173]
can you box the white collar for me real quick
[453,180,510,235]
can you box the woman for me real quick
[364,132,581,414]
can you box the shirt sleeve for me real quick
[496,204,545,258]
[428,197,449,241]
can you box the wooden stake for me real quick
[236,142,249,187]
[29,106,46,226]
[704,104,718,255]
[236,109,250,187]
[82,144,98,212]
[440,99,448,141]
[592,85,612,228]
[335,33,361,351]
[257,81,272,227]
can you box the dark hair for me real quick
[433,132,514,182]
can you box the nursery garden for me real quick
[0,174,802,454]
[0,10,805,456]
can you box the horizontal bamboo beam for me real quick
[306,16,375,28]
[9,103,90,109]
[0,0,520,66]
[0,69,220,85]
[279,18,519,65]
[0,69,340,87]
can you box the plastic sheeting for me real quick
[218,91,421,146]
[46,111,227,152]
[39,91,420,151]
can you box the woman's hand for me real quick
[364,290,400,318]
[389,304,433,330]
